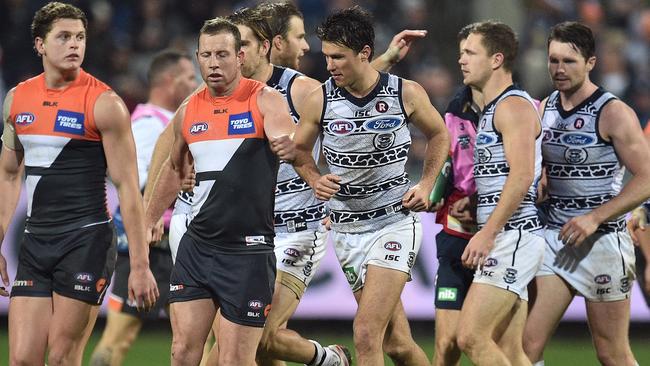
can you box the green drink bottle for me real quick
[429,155,452,204]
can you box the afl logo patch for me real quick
[248,300,263,310]
[363,116,402,133]
[384,241,402,251]
[594,274,611,285]
[190,122,208,135]
[375,100,389,112]
[15,113,35,126]
[329,120,355,135]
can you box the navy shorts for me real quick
[434,230,474,310]
[11,223,117,305]
[168,234,276,327]
[108,245,173,319]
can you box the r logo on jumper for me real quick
[54,110,85,135]
[228,111,255,135]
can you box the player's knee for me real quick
[10,353,41,366]
[435,333,459,357]
[456,330,479,354]
[353,321,382,354]
[594,344,633,366]
[383,331,415,360]
[522,332,544,361]
[47,348,74,366]
[171,338,198,361]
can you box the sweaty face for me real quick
[237,24,265,79]
[274,16,309,69]
[322,41,363,88]
[171,58,198,107]
[458,33,493,89]
[37,18,86,72]
[196,32,242,93]
[548,40,594,94]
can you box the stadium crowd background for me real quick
[0,0,648,316]
[2,0,649,146]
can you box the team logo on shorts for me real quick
[407,251,416,268]
[303,261,313,277]
[594,274,611,285]
[384,241,402,251]
[15,112,35,126]
[190,122,209,135]
[620,277,631,293]
[503,268,518,284]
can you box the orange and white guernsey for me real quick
[182,78,278,253]
[9,69,111,235]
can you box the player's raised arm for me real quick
[371,29,427,72]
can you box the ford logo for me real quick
[190,122,209,135]
[363,116,402,133]
[329,120,355,135]
[476,133,495,146]
[560,133,594,146]
[594,274,611,285]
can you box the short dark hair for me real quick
[457,23,479,42]
[256,1,303,39]
[470,21,518,72]
[317,6,374,59]
[199,17,241,52]
[547,21,595,60]
[31,2,88,42]
[228,7,273,61]
[147,49,191,86]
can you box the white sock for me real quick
[307,340,326,366]
[533,361,545,366]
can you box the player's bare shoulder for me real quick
[94,90,130,131]
[400,78,431,116]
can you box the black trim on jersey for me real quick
[337,71,389,108]
[594,96,617,145]
[267,65,285,87]
[411,216,416,250]
[397,77,410,125]
[285,74,300,120]
[319,84,327,132]
[555,87,604,119]
[446,86,481,128]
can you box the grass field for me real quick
[1,320,649,365]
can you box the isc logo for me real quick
[330,120,355,135]
[15,113,35,125]
[190,122,209,135]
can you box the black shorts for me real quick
[434,230,474,310]
[108,244,173,319]
[169,234,276,327]
[11,223,117,305]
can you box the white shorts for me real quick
[169,213,190,264]
[332,215,422,292]
[537,229,636,302]
[274,227,328,286]
[473,229,545,301]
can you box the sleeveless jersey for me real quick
[321,72,413,233]
[10,69,111,234]
[268,65,326,233]
[474,86,543,232]
[541,88,625,232]
[182,78,278,252]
